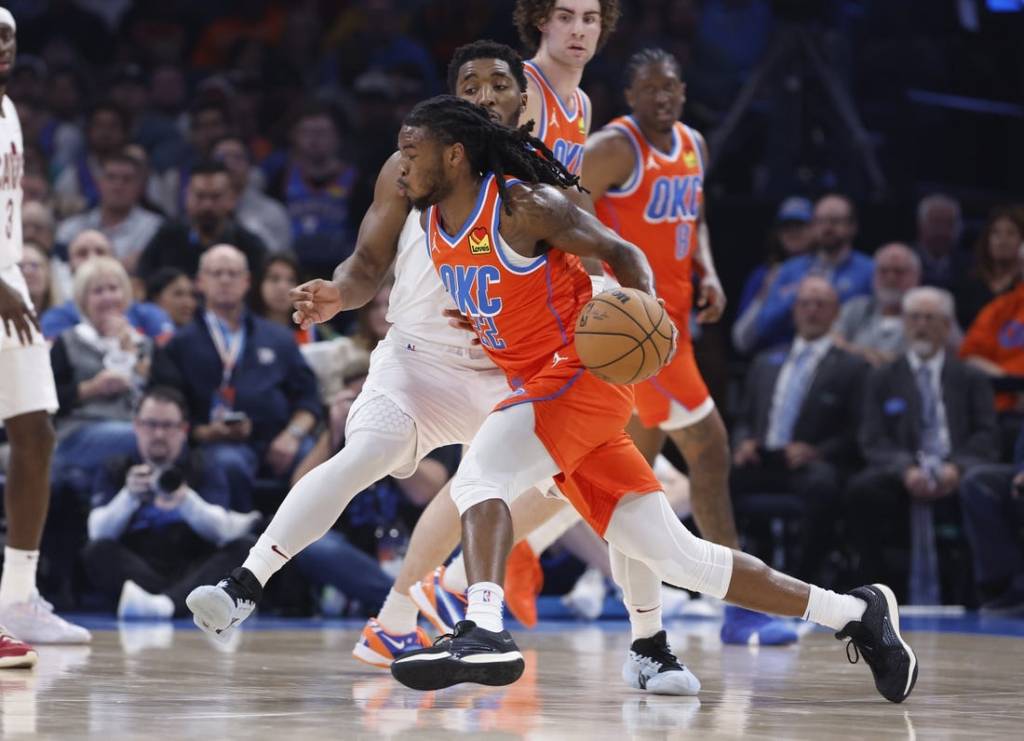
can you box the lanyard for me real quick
[204,311,246,388]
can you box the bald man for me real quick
[731,276,868,583]
[151,244,322,511]
[40,230,173,341]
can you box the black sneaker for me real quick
[623,630,701,695]
[835,584,918,703]
[390,620,525,691]
[186,567,263,643]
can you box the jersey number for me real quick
[474,315,506,350]
[675,222,692,260]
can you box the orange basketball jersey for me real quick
[425,173,593,390]
[523,60,590,175]
[595,115,705,328]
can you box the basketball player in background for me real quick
[187,41,701,695]
[582,48,799,645]
[0,9,91,669]
[384,96,915,705]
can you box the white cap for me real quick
[0,9,15,32]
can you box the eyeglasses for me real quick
[136,419,184,432]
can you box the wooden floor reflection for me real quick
[2,620,1023,739]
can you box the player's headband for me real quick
[0,9,15,32]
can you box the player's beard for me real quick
[409,171,451,212]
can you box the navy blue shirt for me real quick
[152,312,322,455]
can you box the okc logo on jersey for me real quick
[468,226,491,255]
[643,175,702,224]
[551,139,583,174]
[438,264,503,317]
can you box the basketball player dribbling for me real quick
[583,47,799,645]
[187,41,701,695]
[383,95,917,704]
[0,8,91,669]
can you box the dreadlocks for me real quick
[403,95,581,214]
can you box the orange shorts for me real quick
[495,349,662,534]
[633,336,710,429]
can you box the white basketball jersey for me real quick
[0,95,23,270]
[387,210,475,348]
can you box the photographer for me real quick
[81,386,259,619]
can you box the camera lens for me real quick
[156,467,184,494]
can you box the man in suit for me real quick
[732,276,868,582]
[849,286,997,602]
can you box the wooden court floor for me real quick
[2,618,1022,740]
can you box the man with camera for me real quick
[81,386,259,619]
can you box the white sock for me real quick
[0,547,39,606]
[802,585,867,631]
[243,534,291,587]
[377,588,419,634]
[628,603,663,642]
[526,504,582,555]
[441,556,469,594]
[609,547,663,641]
[465,582,504,632]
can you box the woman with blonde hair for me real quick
[50,256,154,490]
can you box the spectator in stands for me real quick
[146,267,197,330]
[152,98,232,217]
[18,243,64,317]
[23,200,72,298]
[958,423,1024,615]
[914,193,967,292]
[152,245,321,512]
[266,102,359,276]
[81,387,259,619]
[953,206,1024,330]
[733,196,815,353]
[50,257,155,489]
[250,253,321,345]
[213,134,292,253]
[56,151,163,272]
[847,286,997,603]
[53,101,129,214]
[731,277,867,582]
[137,161,268,282]
[42,66,87,177]
[739,193,873,352]
[41,230,173,342]
[833,243,923,367]
[138,64,188,173]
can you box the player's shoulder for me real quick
[586,125,635,154]
[503,181,575,228]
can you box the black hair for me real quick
[99,150,142,173]
[249,252,302,318]
[446,40,528,96]
[145,267,189,303]
[402,95,581,213]
[89,100,130,132]
[625,48,682,87]
[191,97,231,122]
[137,385,188,417]
[189,159,230,179]
[513,0,622,54]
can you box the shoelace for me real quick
[644,637,684,670]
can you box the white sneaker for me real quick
[186,567,261,643]
[0,596,91,644]
[117,580,174,620]
[561,567,606,621]
[623,630,701,696]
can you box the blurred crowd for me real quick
[0,0,1022,619]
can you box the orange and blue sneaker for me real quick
[505,542,543,629]
[352,617,430,668]
[409,566,468,634]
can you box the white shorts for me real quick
[346,328,510,477]
[0,264,59,420]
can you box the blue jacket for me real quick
[152,312,322,455]
[754,250,874,351]
[41,300,173,343]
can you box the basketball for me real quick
[574,288,676,385]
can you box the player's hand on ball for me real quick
[442,308,480,344]
[291,279,343,329]
[696,277,726,324]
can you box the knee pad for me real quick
[344,393,419,477]
[345,392,416,439]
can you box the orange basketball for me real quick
[574,288,676,385]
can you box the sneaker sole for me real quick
[873,583,918,702]
[391,652,525,691]
[352,642,392,669]
[0,650,38,669]
[622,660,701,696]
[409,581,452,635]
[186,588,235,638]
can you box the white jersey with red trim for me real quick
[0,95,24,270]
